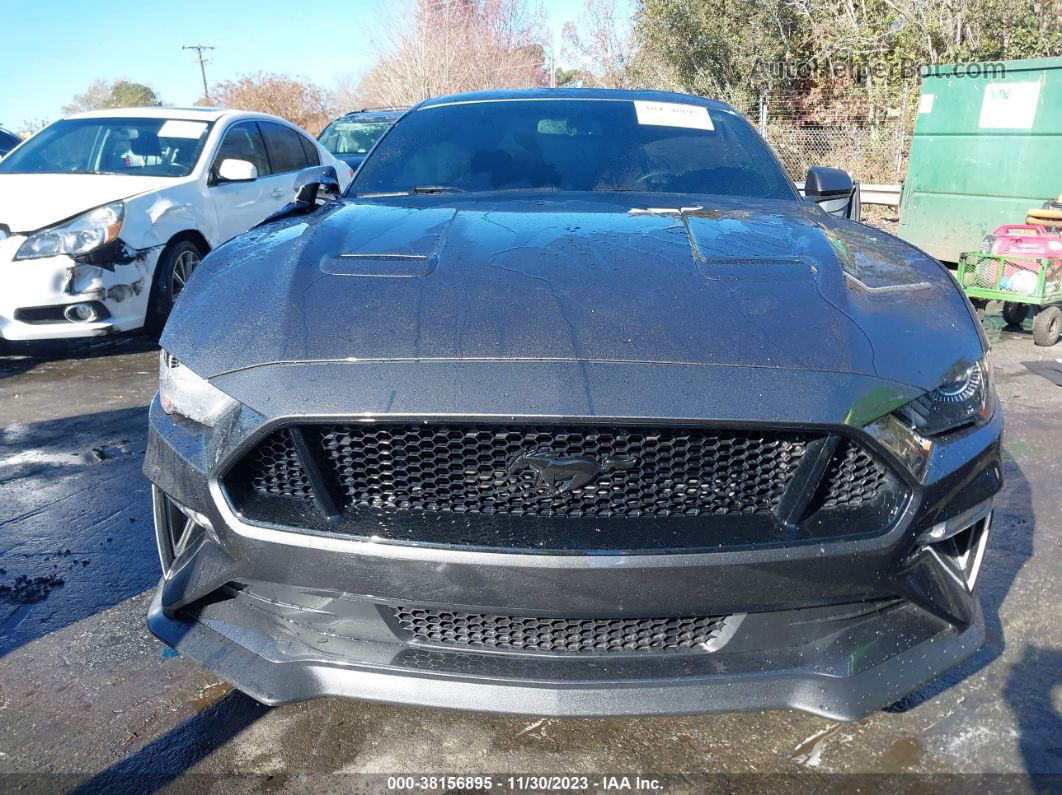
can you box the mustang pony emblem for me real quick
[507,449,637,494]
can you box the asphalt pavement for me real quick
[1,310,1060,792]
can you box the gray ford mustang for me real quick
[145,89,1002,719]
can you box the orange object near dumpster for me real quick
[1026,195,1062,231]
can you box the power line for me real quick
[182,44,215,103]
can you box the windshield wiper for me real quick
[492,186,560,193]
[356,185,561,198]
[411,185,465,194]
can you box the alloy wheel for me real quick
[170,250,200,299]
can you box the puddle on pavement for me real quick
[877,736,926,772]
[1,603,35,634]
[981,312,1033,347]
[0,547,102,641]
[88,440,132,462]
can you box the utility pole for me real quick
[182,44,215,103]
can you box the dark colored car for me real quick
[145,89,1002,719]
[0,127,21,157]
[317,108,404,170]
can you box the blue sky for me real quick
[0,0,631,131]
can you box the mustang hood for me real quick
[164,193,984,392]
[0,173,179,233]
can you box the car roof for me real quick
[415,87,734,111]
[335,108,406,121]
[62,107,308,127]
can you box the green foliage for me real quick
[636,0,798,108]
[63,79,161,115]
[554,67,589,87]
[108,81,160,108]
[634,0,1062,117]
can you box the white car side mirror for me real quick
[217,158,257,182]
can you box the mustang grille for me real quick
[392,607,729,654]
[236,423,822,518]
[223,422,896,543]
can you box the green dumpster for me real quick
[898,57,1062,264]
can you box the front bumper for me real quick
[148,585,984,719]
[143,362,1003,719]
[0,235,158,342]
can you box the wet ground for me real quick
[1,312,1061,792]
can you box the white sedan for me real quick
[0,107,352,344]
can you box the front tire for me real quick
[1032,305,1062,347]
[146,240,203,337]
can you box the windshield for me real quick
[0,117,213,177]
[352,99,795,199]
[0,129,19,153]
[319,119,394,156]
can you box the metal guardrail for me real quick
[860,184,902,207]
[795,182,901,208]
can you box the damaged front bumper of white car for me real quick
[0,231,161,344]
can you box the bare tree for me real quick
[561,0,636,88]
[357,0,548,108]
[330,71,366,113]
[17,118,51,137]
[205,72,335,133]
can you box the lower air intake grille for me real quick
[392,606,729,654]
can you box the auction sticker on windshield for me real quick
[158,120,209,139]
[634,100,714,131]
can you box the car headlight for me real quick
[896,356,993,437]
[159,351,238,426]
[16,202,125,260]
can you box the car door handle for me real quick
[270,188,287,199]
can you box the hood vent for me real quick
[321,253,436,277]
[695,256,814,282]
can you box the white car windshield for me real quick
[0,117,214,177]
[319,120,393,156]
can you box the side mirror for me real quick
[803,166,860,220]
[217,158,257,182]
[804,166,852,197]
[254,165,343,228]
[293,165,342,205]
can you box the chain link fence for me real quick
[747,88,916,185]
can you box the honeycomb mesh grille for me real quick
[229,429,313,501]
[818,439,888,509]
[226,423,896,528]
[306,423,812,518]
[392,607,728,654]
